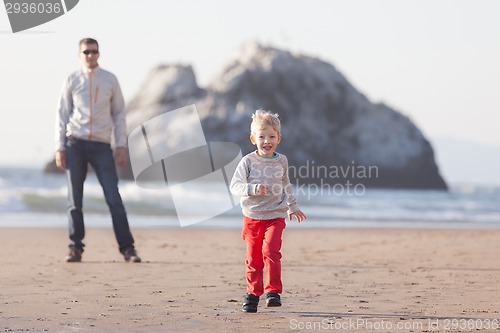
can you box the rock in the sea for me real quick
[49,42,448,190]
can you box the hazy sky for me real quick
[0,0,499,184]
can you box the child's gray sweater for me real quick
[230,151,299,220]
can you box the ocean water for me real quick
[0,166,499,229]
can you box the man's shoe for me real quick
[265,292,282,307]
[242,293,259,313]
[123,247,141,263]
[66,248,82,262]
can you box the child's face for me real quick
[250,125,281,157]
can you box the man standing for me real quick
[55,38,140,263]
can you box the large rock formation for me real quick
[49,42,448,190]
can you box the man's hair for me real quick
[79,37,99,50]
[250,109,281,136]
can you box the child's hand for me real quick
[289,210,306,223]
[256,184,268,196]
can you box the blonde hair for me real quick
[250,109,281,136]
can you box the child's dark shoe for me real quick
[265,292,282,307]
[242,293,259,313]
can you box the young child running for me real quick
[230,109,306,313]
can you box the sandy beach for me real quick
[1,227,499,332]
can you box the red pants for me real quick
[242,216,286,296]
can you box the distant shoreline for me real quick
[1,167,499,226]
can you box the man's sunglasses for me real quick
[82,50,99,55]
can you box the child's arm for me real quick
[282,156,307,223]
[230,158,267,196]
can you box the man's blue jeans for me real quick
[65,137,135,254]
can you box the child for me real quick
[230,109,306,313]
